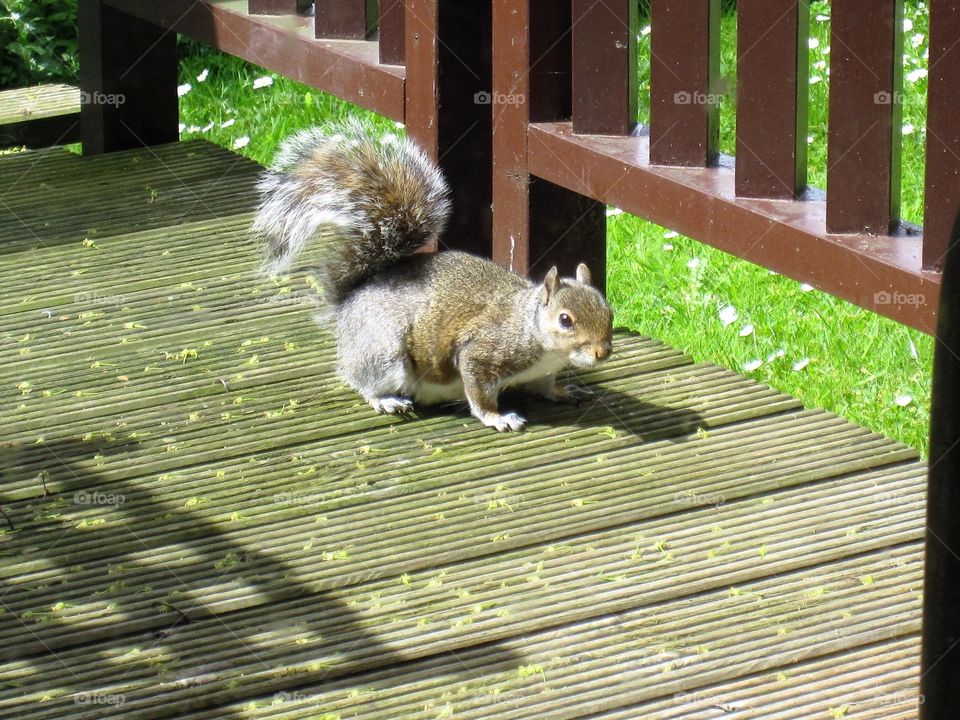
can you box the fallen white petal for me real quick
[800,283,814,292]
[743,359,762,372]
[808,37,819,49]
[903,18,914,32]
[909,339,919,359]
[903,124,915,136]
[664,230,679,239]
[253,76,274,89]
[606,207,624,217]
[233,136,250,149]
[177,83,192,97]
[809,75,822,85]
[907,68,928,83]
[739,324,754,338]
[895,394,913,407]
[221,118,236,128]
[792,357,810,371]
[662,243,674,251]
[719,305,739,327]
[197,68,209,82]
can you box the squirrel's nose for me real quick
[595,343,612,361]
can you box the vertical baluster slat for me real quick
[491,0,605,284]
[922,0,960,271]
[826,0,903,234]
[248,0,302,14]
[649,0,721,166]
[735,0,808,198]
[571,0,637,135]
[378,0,405,65]
[316,0,378,39]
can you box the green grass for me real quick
[175,2,933,453]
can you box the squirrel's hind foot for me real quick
[369,396,415,415]
[552,384,598,407]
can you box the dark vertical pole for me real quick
[826,0,903,234]
[491,0,604,288]
[921,211,960,720]
[922,0,960,272]
[78,0,178,155]
[406,0,492,256]
[571,0,637,136]
[379,0,406,65]
[735,0,808,198]
[316,0,378,39]
[649,0,721,166]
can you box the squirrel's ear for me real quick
[540,266,560,305]
[576,263,592,286]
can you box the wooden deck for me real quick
[0,142,925,718]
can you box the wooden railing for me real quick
[77,3,960,717]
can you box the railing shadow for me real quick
[0,437,522,717]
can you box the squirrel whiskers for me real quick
[254,120,613,432]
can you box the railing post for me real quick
[649,0,721,166]
[378,0,406,65]
[920,8,960,717]
[491,0,605,287]
[826,0,904,234]
[735,0,809,198]
[571,0,637,136]
[922,214,960,720]
[78,0,179,155]
[922,0,960,272]
[406,1,493,256]
[316,0,378,39]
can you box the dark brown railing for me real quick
[77,2,960,718]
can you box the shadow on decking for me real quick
[0,380,706,715]
[0,438,522,716]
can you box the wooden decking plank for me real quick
[0,84,80,148]
[7,541,921,719]
[1,341,689,451]
[0,464,924,717]
[588,637,920,718]
[0,413,917,659]
[0,85,80,125]
[0,340,700,498]
[0,143,261,253]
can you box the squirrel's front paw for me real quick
[369,396,415,415]
[481,412,527,432]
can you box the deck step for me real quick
[0,83,82,148]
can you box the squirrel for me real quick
[253,120,613,432]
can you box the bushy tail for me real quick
[253,119,451,304]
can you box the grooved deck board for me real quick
[0,84,81,148]
[0,142,925,718]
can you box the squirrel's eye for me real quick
[559,313,574,330]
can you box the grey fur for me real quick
[253,122,614,432]
[253,119,451,305]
